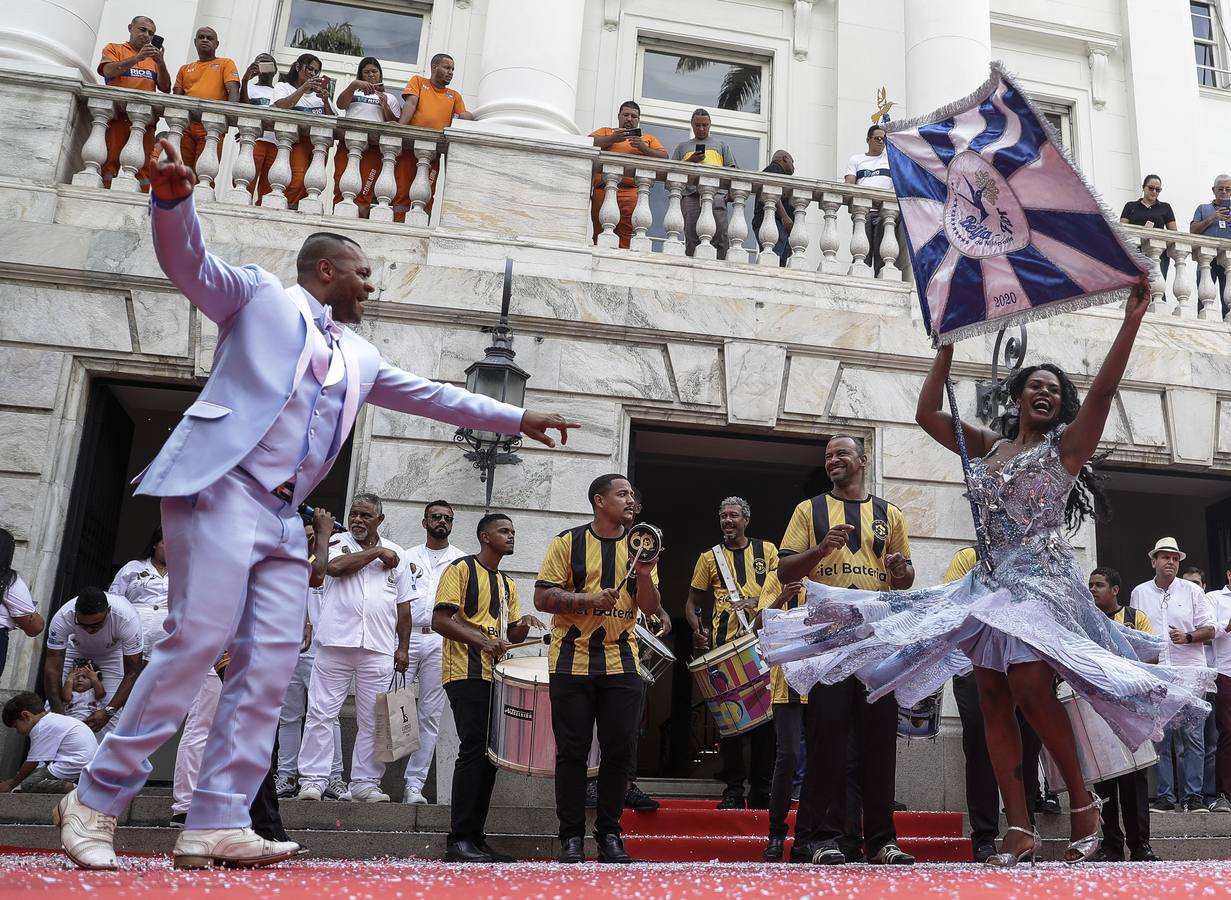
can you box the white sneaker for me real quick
[53,789,118,870]
[403,789,428,805]
[295,783,324,801]
[173,827,300,869]
[347,785,391,803]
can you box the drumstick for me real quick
[615,542,647,594]
[504,634,550,651]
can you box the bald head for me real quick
[297,232,361,278]
[771,149,795,175]
[128,16,156,48]
[296,232,373,324]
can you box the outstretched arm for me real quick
[1059,277,1150,476]
[148,138,260,325]
[915,345,1000,458]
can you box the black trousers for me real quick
[446,678,499,845]
[550,672,642,840]
[1095,769,1150,856]
[952,673,1000,848]
[768,703,804,837]
[717,720,775,799]
[796,676,898,857]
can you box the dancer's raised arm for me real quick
[915,344,1000,458]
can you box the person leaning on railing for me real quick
[394,52,474,220]
[96,14,170,190]
[239,53,279,203]
[333,56,403,217]
[172,27,240,171]
[272,52,335,208]
[671,108,739,259]
[589,100,667,249]
[1119,174,1176,279]
[1189,173,1231,313]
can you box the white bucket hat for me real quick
[1147,537,1186,561]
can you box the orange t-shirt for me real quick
[175,57,241,100]
[98,42,160,91]
[590,127,666,189]
[401,75,466,129]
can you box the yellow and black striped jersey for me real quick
[1110,605,1153,634]
[535,523,658,677]
[780,492,910,591]
[435,555,520,684]
[754,570,808,705]
[943,547,977,584]
[690,539,779,646]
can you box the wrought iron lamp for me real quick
[975,324,1029,426]
[454,258,529,511]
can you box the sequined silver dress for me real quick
[759,425,1215,749]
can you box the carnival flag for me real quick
[886,63,1148,346]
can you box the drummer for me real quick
[777,435,916,866]
[534,474,662,864]
[431,512,544,863]
[685,496,779,810]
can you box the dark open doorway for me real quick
[628,423,831,778]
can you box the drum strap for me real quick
[712,545,750,634]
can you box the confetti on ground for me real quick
[2,854,1231,899]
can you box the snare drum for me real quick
[896,687,945,740]
[688,632,773,737]
[1040,684,1159,792]
[488,656,600,778]
[636,623,676,685]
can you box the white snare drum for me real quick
[1041,684,1159,792]
[897,687,945,740]
[488,656,600,778]
[636,623,675,684]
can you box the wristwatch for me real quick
[1185,632,1193,644]
[103,706,118,717]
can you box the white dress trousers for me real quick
[401,631,446,794]
[298,645,393,791]
[277,652,343,780]
[171,669,223,815]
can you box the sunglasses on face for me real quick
[870,136,885,142]
[428,513,454,522]
[1144,185,1161,192]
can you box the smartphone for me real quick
[625,127,642,137]
[151,34,164,49]
[258,59,276,75]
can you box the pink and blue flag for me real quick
[886,63,1148,345]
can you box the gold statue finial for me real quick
[872,86,895,125]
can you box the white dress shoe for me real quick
[173,827,301,869]
[53,789,119,870]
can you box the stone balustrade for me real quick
[70,84,445,224]
[1123,225,1231,322]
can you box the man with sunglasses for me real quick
[44,588,143,739]
[844,125,895,276]
[401,500,467,804]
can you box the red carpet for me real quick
[3,854,1231,899]
[622,799,971,862]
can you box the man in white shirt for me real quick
[1129,537,1215,813]
[1,692,98,792]
[1208,562,1231,814]
[297,493,414,802]
[43,589,144,739]
[401,499,467,804]
[844,124,894,276]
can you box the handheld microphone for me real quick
[299,502,346,532]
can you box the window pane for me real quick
[1196,43,1217,68]
[1041,112,1066,149]
[287,0,423,65]
[1192,2,1214,40]
[641,49,762,114]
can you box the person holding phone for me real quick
[272,53,336,208]
[96,15,170,189]
[240,54,279,203]
[1189,174,1231,311]
[589,101,667,249]
[172,27,240,171]
[670,109,738,259]
[1120,175,1177,278]
[333,57,402,216]
[394,52,474,220]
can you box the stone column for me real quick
[0,0,106,80]
[474,0,585,133]
[903,1,991,116]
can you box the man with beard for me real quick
[401,500,467,805]
[296,493,413,803]
[535,474,662,863]
[777,435,915,866]
[685,497,778,810]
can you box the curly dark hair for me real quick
[997,363,1110,533]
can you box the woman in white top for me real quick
[0,526,44,679]
[272,52,335,208]
[333,56,403,216]
[239,52,279,204]
[108,527,170,659]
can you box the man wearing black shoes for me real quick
[432,513,543,862]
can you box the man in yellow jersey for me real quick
[751,570,805,861]
[432,513,543,863]
[535,474,661,864]
[1088,566,1157,862]
[778,435,916,866]
[685,497,779,810]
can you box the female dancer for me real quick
[762,278,1214,865]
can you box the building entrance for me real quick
[627,424,831,778]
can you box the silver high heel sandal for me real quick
[983,825,1042,867]
[1064,793,1105,864]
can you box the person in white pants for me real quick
[108,527,170,660]
[402,500,467,804]
[297,493,415,802]
[170,661,226,825]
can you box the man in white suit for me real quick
[55,138,578,870]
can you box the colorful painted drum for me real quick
[488,656,600,778]
[687,632,773,737]
[1041,684,1159,792]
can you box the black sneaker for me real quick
[973,843,997,864]
[1150,798,1176,813]
[1211,795,1231,814]
[585,779,598,809]
[788,841,814,864]
[1131,843,1159,862]
[763,836,785,862]
[624,782,660,812]
[169,812,186,828]
[1184,796,1210,813]
[1035,793,1062,815]
[811,845,846,865]
[870,843,915,865]
[1090,847,1124,862]
[716,791,746,810]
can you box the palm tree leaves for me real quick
[671,54,761,113]
[291,21,364,57]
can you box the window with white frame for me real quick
[631,40,772,250]
[1192,1,1229,88]
[274,0,430,86]
[1033,99,1074,154]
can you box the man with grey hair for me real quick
[686,496,778,809]
[297,492,415,802]
[1190,174,1231,310]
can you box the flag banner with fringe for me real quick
[886,63,1147,346]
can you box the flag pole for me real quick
[944,378,994,574]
